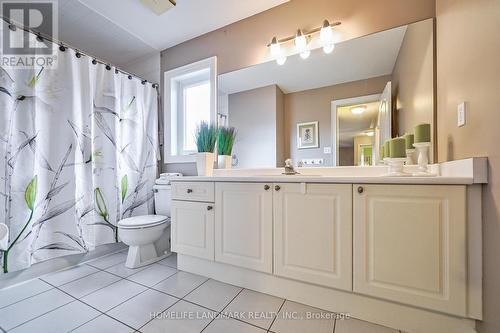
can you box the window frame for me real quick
[164,57,217,164]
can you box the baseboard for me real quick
[178,254,478,333]
[0,242,127,289]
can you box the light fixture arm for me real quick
[267,21,341,47]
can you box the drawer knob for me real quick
[264,185,270,191]
[207,206,213,211]
[275,185,281,191]
[186,189,193,193]
[357,186,364,194]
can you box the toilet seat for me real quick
[118,215,169,229]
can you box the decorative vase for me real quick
[412,142,435,176]
[406,148,416,165]
[195,152,215,176]
[385,158,411,177]
[217,155,232,169]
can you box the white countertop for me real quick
[169,158,487,185]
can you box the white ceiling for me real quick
[56,0,288,66]
[219,25,407,95]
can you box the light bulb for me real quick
[276,56,287,65]
[300,50,310,59]
[270,37,281,57]
[295,30,307,51]
[351,106,366,115]
[320,20,334,44]
[323,43,335,54]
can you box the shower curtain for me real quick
[0,30,158,273]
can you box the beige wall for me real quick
[275,86,285,167]
[392,19,434,138]
[285,75,390,166]
[435,1,500,332]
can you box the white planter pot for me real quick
[217,155,232,169]
[195,152,215,176]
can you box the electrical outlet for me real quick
[324,147,332,154]
[300,159,324,166]
[457,102,466,127]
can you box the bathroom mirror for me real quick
[218,18,435,168]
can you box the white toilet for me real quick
[118,173,181,269]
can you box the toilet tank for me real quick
[153,184,172,217]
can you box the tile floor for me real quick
[0,251,403,333]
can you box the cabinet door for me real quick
[274,183,353,291]
[215,183,273,273]
[171,200,214,260]
[353,184,467,316]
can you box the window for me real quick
[164,57,217,163]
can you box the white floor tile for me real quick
[59,271,121,298]
[157,253,177,268]
[270,300,335,333]
[140,300,216,333]
[107,289,178,329]
[0,279,52,309]
[80,279,146,312]
[203,315,266,333]
[41,264,99,286]
[184,279,242,312]
[72,314,134,333]
[0,289,73,330]
[152,271,208,298]
[223,289,284,330]
[9,300,99,333]
[86,252,127,269]
[104,261,148,278]
[335,317,399,333]
[127,263,177,287]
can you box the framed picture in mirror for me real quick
[297,121,319,149]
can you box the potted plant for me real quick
[195,121,217,176]
[217,126,236,169]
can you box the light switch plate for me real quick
[324,147,332,154]
[457,102,466,127]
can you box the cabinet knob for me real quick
[275,185,281,191]
[186,189,193,193]
[357,186,364,194]
[264,185,270,191]
[207,206,213,211]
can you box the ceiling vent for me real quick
[140,0,176,15]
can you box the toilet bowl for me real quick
[118,173,180,268]
[118,215,169,268]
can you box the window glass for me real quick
[183,81,210,152]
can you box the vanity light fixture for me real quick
[351,106,366,115]
[295,30,310,59]
[320,20,335,54]
[267,19,340,64]
[270,37,287,65]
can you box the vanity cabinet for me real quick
[352,184,467,316]
[273,183,353,290]
[170,200,215,261]
[214,183,273,273]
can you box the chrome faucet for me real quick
[283,159,299,175]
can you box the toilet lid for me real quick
[118,215,168,229]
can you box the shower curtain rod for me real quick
[1,17,159,88]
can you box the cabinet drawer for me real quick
[171,182,214,202]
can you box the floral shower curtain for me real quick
[0,28,159,273]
